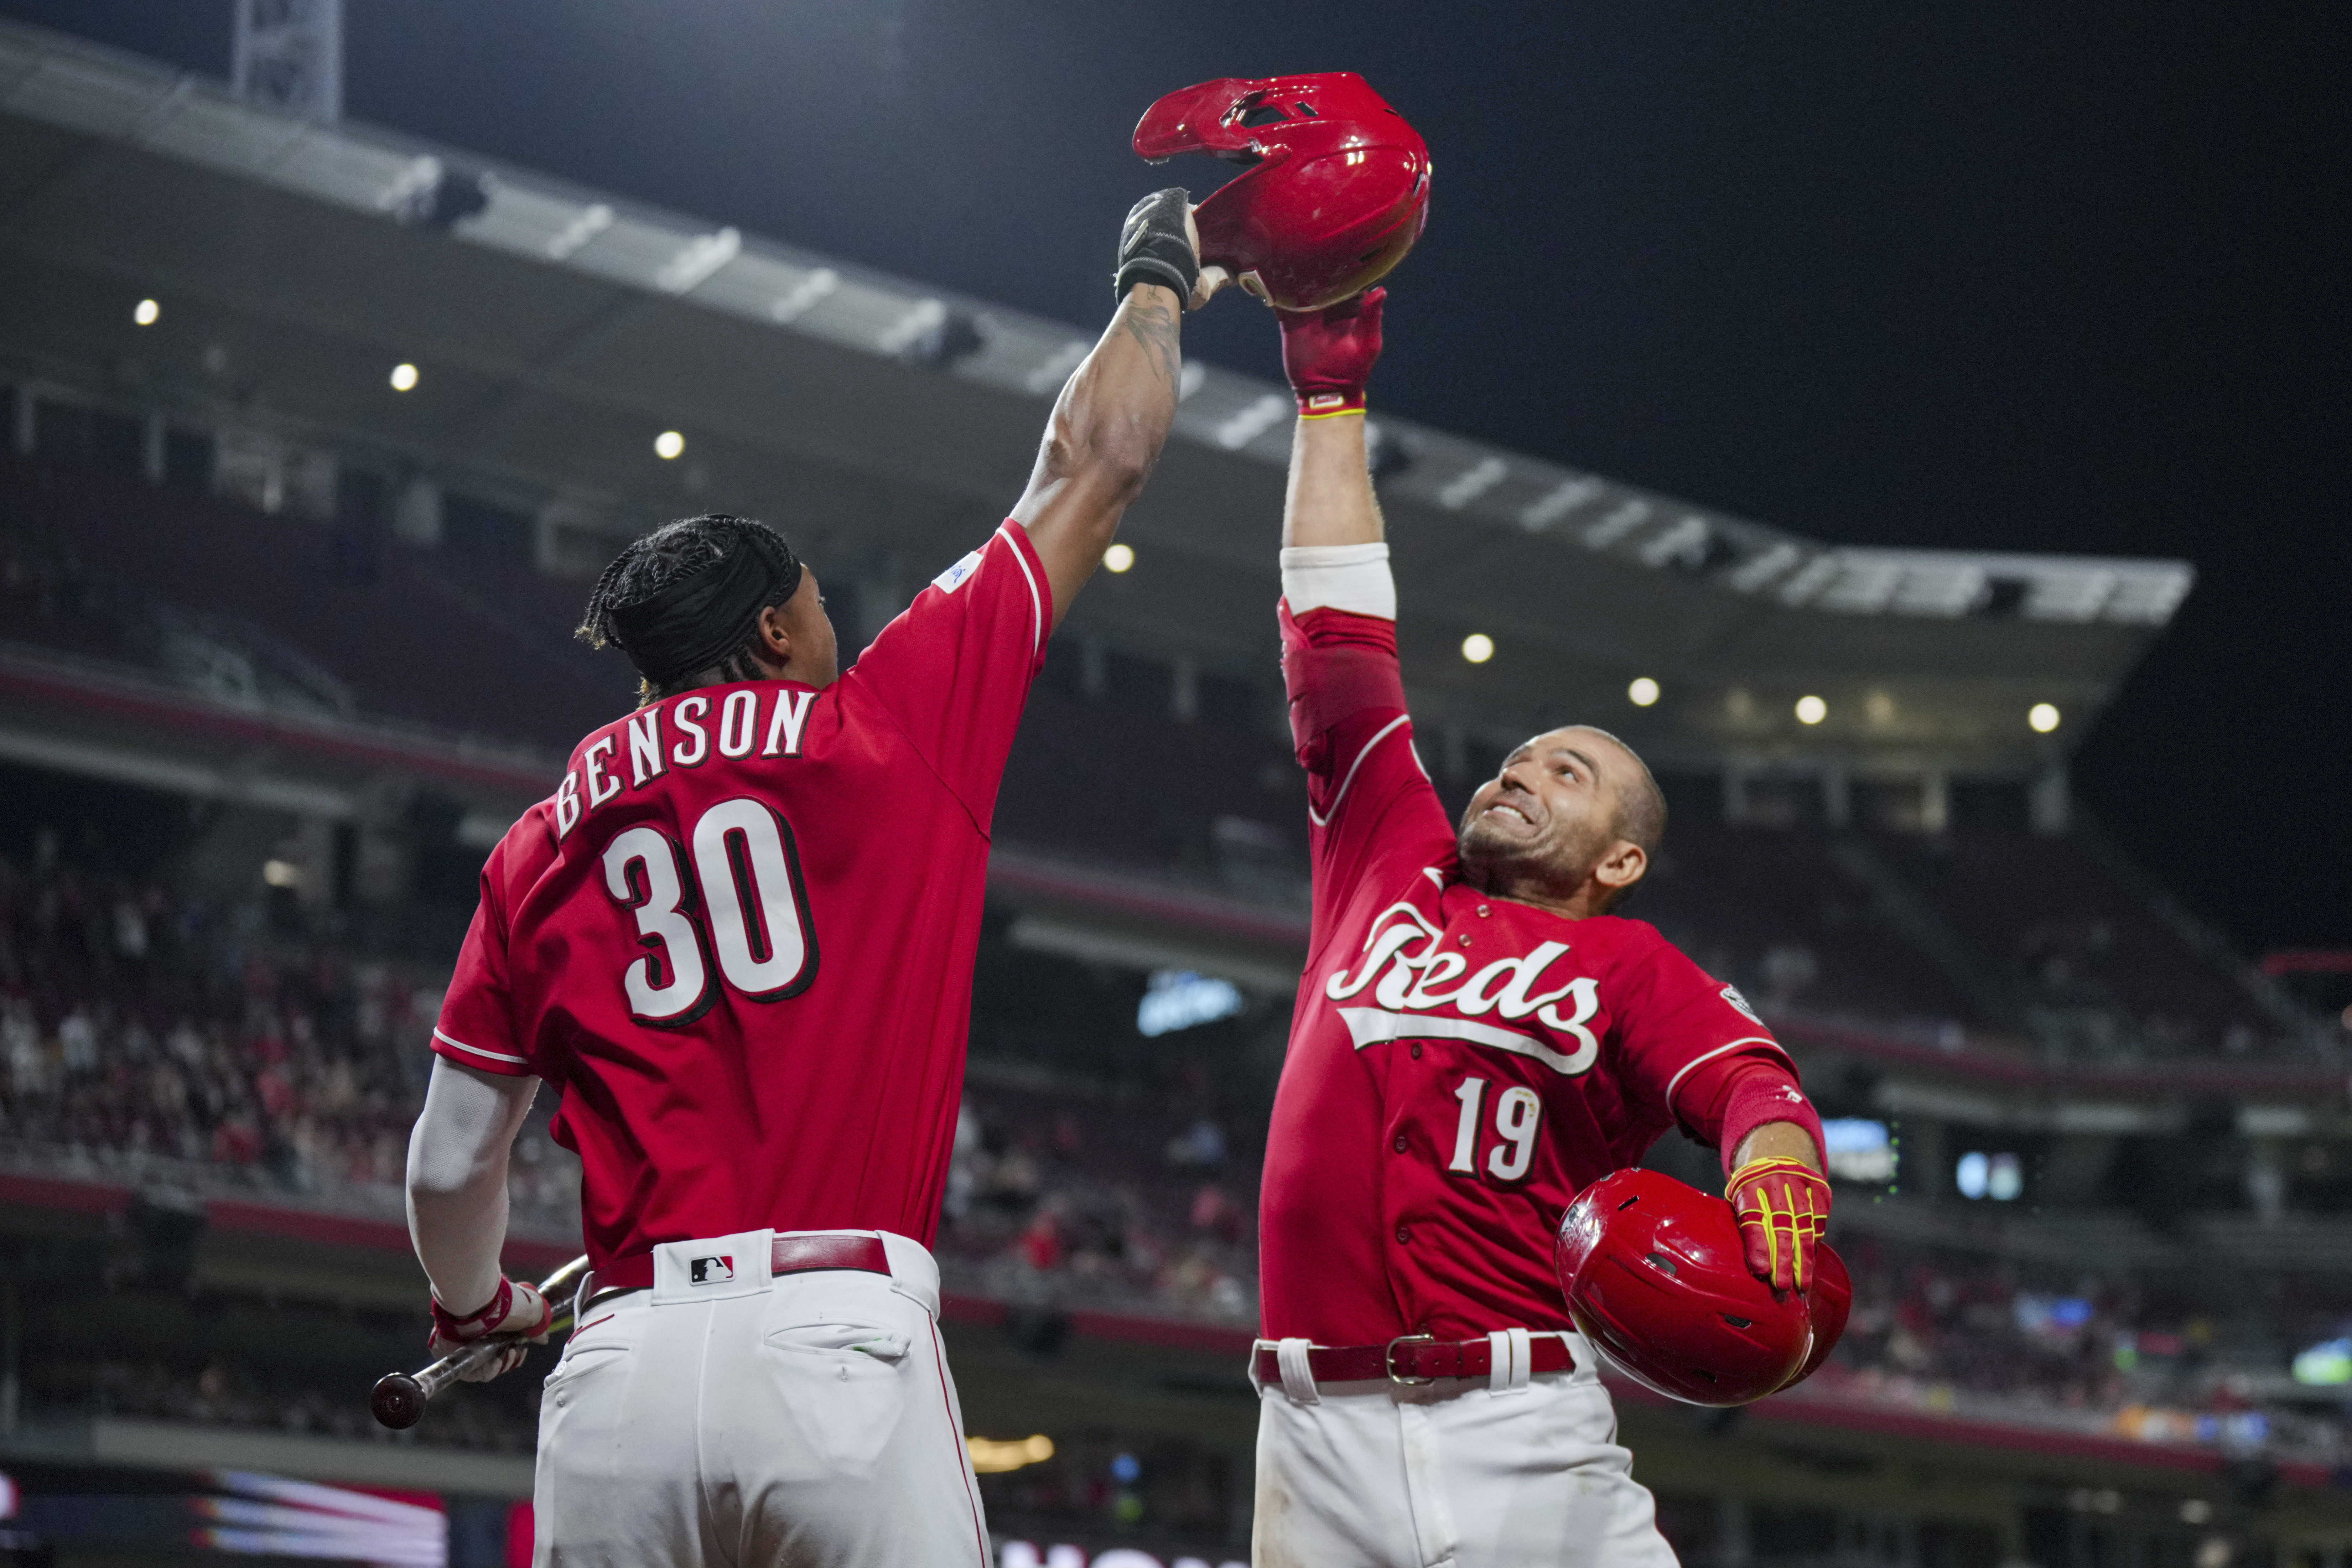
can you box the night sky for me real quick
[9,0,2347,953]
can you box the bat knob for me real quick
[371,1371,426,1430]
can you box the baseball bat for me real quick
[370,1254,591,1430]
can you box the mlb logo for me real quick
[932,551,981,594]
[690,1255,736,1286]
[1720,984,1764,1025]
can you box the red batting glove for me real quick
[1279,286,1386,417]
[1726,1157,1832,1294]
[427,1277,553,1383]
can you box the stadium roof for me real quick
[0,19,2191,776]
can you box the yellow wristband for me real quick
[1725,1155,1821,1197]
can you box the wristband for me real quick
[1279,286,1384,417]
[1114,187,1198,305]
[1297,389,1366,419]
[1725,1155,1827,1197]
[1280,544,1395,619]
[430,1277,514,1344]
[1715,1064,1824,1179]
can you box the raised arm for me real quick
[1280,287,1389,550]
[1011,189,1201,625]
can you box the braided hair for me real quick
[577,514,804,705]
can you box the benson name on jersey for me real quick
[551,686,822,840]
[1324,897,1606,1078]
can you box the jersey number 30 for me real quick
[599,798,817,1026]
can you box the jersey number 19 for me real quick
[599,797,818,1026]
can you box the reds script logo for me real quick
[1323,900,1604,1076]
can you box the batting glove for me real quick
[1279,286,1386,417]
[1115,187,1201,307]
[1726,1156,1832,1294]
[427,1276,553,1383]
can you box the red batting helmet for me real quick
[1133,73,1431,312]
[1555,1168,1814,1407]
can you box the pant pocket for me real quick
[544,1309,640,1393]
[763,1322,912,1363]
[757,1319,915,1476]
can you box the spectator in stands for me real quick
[1166,1114,1227,1169]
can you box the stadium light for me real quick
[1627,676,1660,707]
[654,430,686,460]
[2029,702,2062,733]
[2293,1338,2352,1387]
[1461,633,1495,664]
[1987,1152,2023,1200]
[1957,1150,2023,1200]
[966,1434,1054,1474]
[1137,970,1243,1037]
[134,298,160,326]
[388,362,419,392]
[1956,1151,1988,1199]
[1794,694,1827,725]
[1103,543,1135,573]
[1821,1118,1895,1183]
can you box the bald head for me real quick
[1456,723,1667,917]
[1579,725,1667,856]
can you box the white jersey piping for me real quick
[433,1027,528,1068]
[1661,1034,1791,1115]
[1308,713,1413,828]
[996,523,1046,658]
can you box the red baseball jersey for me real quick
[1260,601,1798,1345]
[432,521,1051,1268]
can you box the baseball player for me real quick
[1248,286,1834,1568]
[401,189,1213,1567]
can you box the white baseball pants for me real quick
[532,1229,989,1567]
[1251,1331,1679,1568]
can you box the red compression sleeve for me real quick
[1281,601,1405,758]
[1713,1063,1826,1177]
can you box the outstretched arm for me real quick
[1281,288,1389,550]
[1011,189,1200,625]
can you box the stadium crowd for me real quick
[0,839,419,1190]
[938,1086,1260,1326]
[0,829,583,1220]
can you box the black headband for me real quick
[607,530,803,686]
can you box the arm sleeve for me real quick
[840,520,1054,824]
[1702,1061,1828,1175]
[431,840,534,1078]
[1609,941,1800,1143]
[1279,564,1455,912]
[406,1058,539,1313]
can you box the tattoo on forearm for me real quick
[1118,297,1182,386]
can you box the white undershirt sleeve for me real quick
[406,1057,539,1315]
[1280,543,1396,621]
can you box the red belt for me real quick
[580,1233,890,1310]
[1251,1333,1575,1387]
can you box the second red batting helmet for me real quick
[1555,1168,1814,1407]
[1133,72,1431,312]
